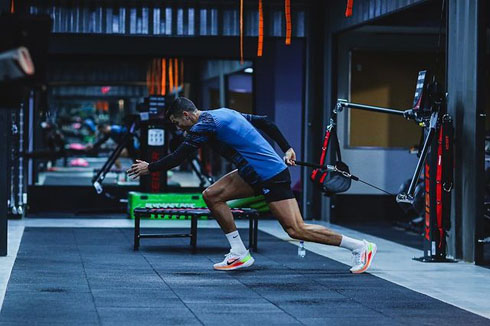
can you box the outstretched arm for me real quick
[127,132,206,179]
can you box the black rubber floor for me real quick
[1,227,488,326]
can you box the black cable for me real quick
[356,179,394,196]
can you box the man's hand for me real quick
[284,148,296,166]
[127,159,150,179]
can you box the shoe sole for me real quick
[214,257,255,271]
[351,243,377,274]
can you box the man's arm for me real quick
[242,114,291,152]
[147,141,197,172]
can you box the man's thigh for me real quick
[205,169,256,202]
[268,198,304,229]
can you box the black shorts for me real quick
[251,168,295,203]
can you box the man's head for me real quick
[97,124,111,135]
[166,97,199,131]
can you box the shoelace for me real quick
[224,251,239,260]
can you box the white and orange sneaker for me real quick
[213,250,255,271]
[350,240,377,274]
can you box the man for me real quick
[127,97,376,273]
[87,124,140,168]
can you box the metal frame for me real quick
[133,207,259,253]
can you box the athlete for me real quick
[127,97,377,273]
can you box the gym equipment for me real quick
[133,207,259,252]
[127,191,269,219]
[0,47,35,80]
[92,116,139,195]
[296,70,454,262]
[0,15,50,256]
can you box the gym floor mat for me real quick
[1,227,488,325]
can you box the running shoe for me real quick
[350,240,377,274]
[213,250,254,271]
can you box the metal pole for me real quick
[0,109,9,256]
[338,100,406,117]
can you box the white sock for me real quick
[225,231,247,254]
[339,235,364,251]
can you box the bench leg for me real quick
[253,216,258,252]
[249,216,254,251]
[134,214,140,251]
[190,215,197,253]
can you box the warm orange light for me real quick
[161,58,166,96]
[174,58,178,92]
[168,58,174,92]
[345,0,354,17]
[285,0,291,45]
[180,59,184,89]
[10,0,14,13]
[240,0,244,64]
[257,0,263,57]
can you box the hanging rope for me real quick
[284,0,291,45]
[158,59,163,95]
[257,0,263,56]
[180,59,184,89]
[168,58,174,93]
[174,58,178,92]
[345,0,353,17]
[240,0,244,64]
[160,58,166,96]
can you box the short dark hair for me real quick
[166,97,197,119]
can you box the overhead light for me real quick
[244,67,253,74]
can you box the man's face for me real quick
[169,112,193,131]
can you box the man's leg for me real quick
[268,198,377,273]
[202,169,255,233]
[202,170,256,271]
[268,198,342,245]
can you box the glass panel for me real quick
[294,10,305,37]
[129,8,137,34]
[153,7,161,34]
[223,9,238,36]
[210,9,218,35]
[142,7,149,34]
[200,9,207,35]
[188,8,195,35]
[106,7,113,34]
[165,8,172,35]
[245,9,258,36]
[177,8,184,35]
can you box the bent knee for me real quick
[202,188,222,205]
[284,225,304,240]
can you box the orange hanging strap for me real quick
[174,58,178,91]
[257,0,263,56]
[284,0,291,45]
[180,59,184,89]
[157,59,162,95]
[161,58,166,96]
[345,0,354,17]
[240,0,244,64]
[168,58,174,92]
[10,0,14,13]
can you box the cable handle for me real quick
[291,160,335,171]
